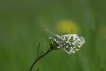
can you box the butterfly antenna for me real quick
[46,29,55,35]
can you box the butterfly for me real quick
[46,29,85,54]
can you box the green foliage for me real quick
[0,0,106,71]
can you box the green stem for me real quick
[29,49,52,71]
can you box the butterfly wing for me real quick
[59,34,85,54]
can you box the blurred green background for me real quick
[0,0,106,71]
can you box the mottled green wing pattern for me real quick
[59,34,85,54]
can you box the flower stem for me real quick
[29,49,52,71]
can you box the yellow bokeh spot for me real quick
[55,20,80,34]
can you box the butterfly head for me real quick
[46,29,61,50]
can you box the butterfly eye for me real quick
[54,35,60,44]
